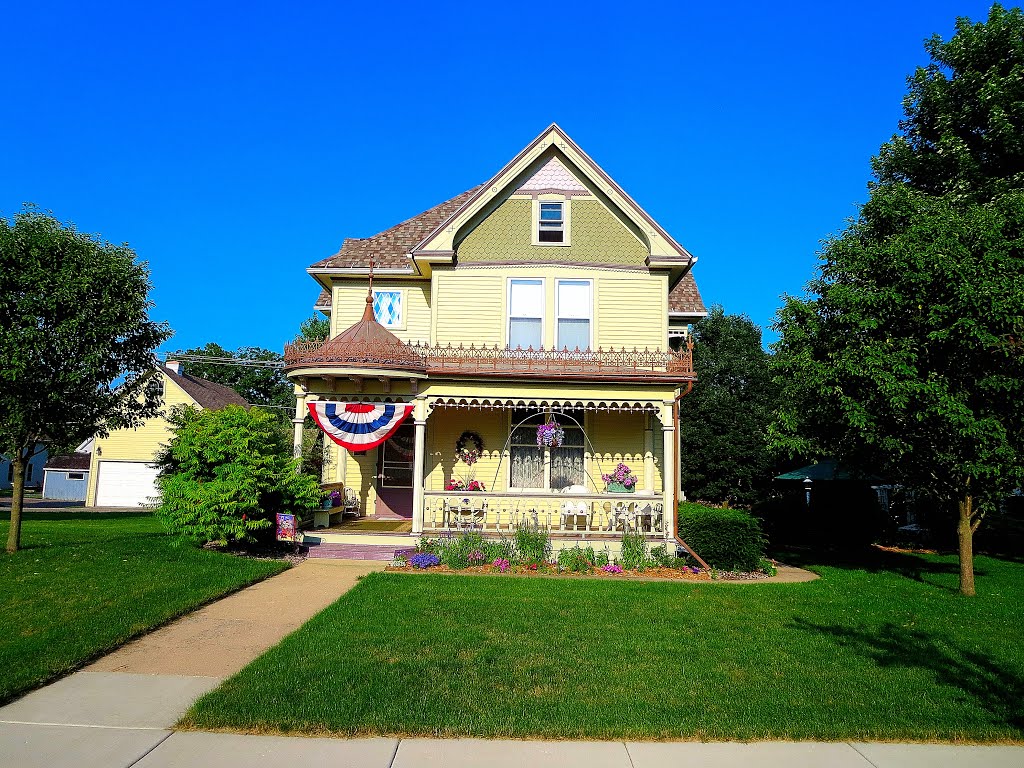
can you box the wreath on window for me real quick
[455,430,484,466]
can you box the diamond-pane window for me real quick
[372,290,402,328]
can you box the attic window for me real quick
[538,202,565,243]
[146,376,164,399]
[372,290,403,329]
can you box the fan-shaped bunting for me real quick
[307,401,414,451]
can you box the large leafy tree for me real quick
[772,5,1024,596]
[0,207,170,552]
[296,312,330,341]
[679,306,774,506]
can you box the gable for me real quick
[457,196,649,268]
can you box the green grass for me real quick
[0,510,287,703]
[184,549,1024,742]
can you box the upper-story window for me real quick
[533,198,570,245]
[372,290,403,329]
[508,279,544,349]
[556,279,592,351]
[146,375,164,399]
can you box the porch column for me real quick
[293,391,307,472]
[661,402,675,540]
[643,414,655,492]
[411,397,427,535]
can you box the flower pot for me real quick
[606,482,635,493]
[322,498,334,509]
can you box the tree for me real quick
[0,206,170,552]
[772,6,1024,596]
[174,343,293,414]
[296,313,330,341]
[155,404,322,545]
[678,306,774,507]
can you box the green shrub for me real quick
[620,531,651,571]
[557,546,596,573]
[482,536,515,563]
[155,405,322,545]
[679,502,766,571]
[594,548,610,567]
[514,521,551,565]
[650,543,675,568]
[437,530,485,569]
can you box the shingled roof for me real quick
[669,272,706,316]
[45,454,91,471]
[161,366,249,411]
[311,187,482,270]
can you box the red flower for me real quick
[241,514,247,521]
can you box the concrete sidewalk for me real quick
[1,730,1022,768]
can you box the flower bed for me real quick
[386,526,776,581]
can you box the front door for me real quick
[375,422,414,518]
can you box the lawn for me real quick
[0,510,287,703]
[184,549,1024,742]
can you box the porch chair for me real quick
[634,501,663,533]
[451,497,487,530]
[608,501,638,533]
[341,487,362,518]
[559,500,590,532]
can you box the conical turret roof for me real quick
[317,290,425,371]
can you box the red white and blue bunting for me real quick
[307,401,414,451]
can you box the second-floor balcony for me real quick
[284,338,695,383]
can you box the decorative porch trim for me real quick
[427,397,660,413]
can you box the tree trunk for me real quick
[5,453,26,554]
[957,493,976,597]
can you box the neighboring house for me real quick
[286,124,706,551]
[42,453,92,501]
[1,445,48,491]
[86,363,248,507]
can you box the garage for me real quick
[94,461,161,507]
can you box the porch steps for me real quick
[305,542,409,561]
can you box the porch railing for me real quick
[284,339,694,381]
[422,491,667,536]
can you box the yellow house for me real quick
[286,124,705,552]
[86,363,248,507]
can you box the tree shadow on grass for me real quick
[774,545,976,593]
[1,509,154,523]
[790,617,1024,735]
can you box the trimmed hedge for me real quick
[679,502,766,571]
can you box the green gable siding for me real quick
[457,197,648,267]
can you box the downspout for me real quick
[673,380,711,572]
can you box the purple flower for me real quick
[410,553,440,569]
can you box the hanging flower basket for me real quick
[602,463,638,493]
[536,420,564,448]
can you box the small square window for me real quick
[372,290,403,328]
[68,472,85,480]
[538,202,564,243]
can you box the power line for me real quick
[164,353,284,370]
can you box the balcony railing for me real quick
[284,338,694,381]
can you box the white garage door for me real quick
[95,461,160,507]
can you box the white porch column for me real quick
[411,397,427,535]
[293,391,308,472]
[643,413,655,493]
[661,402,675,540]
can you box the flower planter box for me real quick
[605,482,635,493]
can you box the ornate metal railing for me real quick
[284,338,694,380]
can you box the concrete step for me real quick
[306,543,410,561]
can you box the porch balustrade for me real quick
[422,491,666,536]
[284,339,694,381]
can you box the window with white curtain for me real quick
[556,279,592,351]
[508,279,544,350]
[509,409,585,490]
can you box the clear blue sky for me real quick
[0,1,998,355]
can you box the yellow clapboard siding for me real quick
[331,279,431,344]
[85,375,197,505]
[433,273,504,346]
[596,275,666,351]
[589,411,662,493]
[426,409,506,492]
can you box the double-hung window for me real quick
[508,279,544,350]
[556,279,592,351]
[538,202,565,243]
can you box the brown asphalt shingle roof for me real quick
[311,187,483,270]
[669,272,706,315]
[161,366,249,411]
[45,454,91,470]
